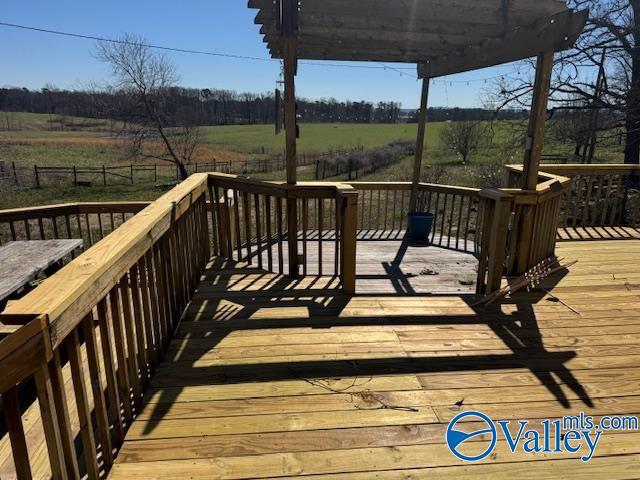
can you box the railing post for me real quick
[339,188,358,295]
[478,189,512,294]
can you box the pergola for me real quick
[248,0,587,275]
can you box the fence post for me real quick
[73,166,77,186]
[339,188,358,295]
[154,164,157,182]
[34,165,41,188]
[130,165,134,184]
[12,161,18,186]
[102,165,107,186]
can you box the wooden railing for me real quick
[533,164,640,229]
[0,202,149,249]
[349,183,411,239]
[350,182,484,255]
[0,174,210,479]
[503,166,572,274]
[207,173,358,292]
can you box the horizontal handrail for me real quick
[536,163,640,176]
[0,202,150,222]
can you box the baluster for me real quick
[108,287,133,423]
[447,194,456,248]
[581,176,594,226]
[85,213,93,245]
[138,255,158,373]
[430,192,440,244]
[318,198,323,276]
[33,363,71,480]
[37,217,45,239]
[254,193,263,270]
[464,196,473,252]
[276,197,284,274]
[302,198,308,275]
[455,194,464,250]
[242,191,252,264]
[602,175,614,226]
[89,304,122,457]
[265,196,273,271]
[233,190,242,262]
[66,327,101,480]
[3,386,32,479]
[97,213,104,239]
[129,264,149,387]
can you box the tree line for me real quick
[0,85,530,127]
[0,86,405,125]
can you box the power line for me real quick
[0,21,276,62]
[0,21,404,71]
[0,20,526,82]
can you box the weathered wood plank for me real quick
[0,239,82,302]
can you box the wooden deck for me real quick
[108,238,640,479]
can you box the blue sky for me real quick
[0,0,531,109]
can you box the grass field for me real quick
[0,111,626,209]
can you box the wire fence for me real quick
[0,148,360,191]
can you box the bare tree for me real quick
[489,0,640,164]
[95,33,200,179]
[439,121,493,164]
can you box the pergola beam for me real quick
[251,0,567,28]
[417,10,587,78]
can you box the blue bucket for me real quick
[408,212,436,242]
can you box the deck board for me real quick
[105,239,640,477]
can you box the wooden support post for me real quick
[340,190,358,294]
[282,0,300,277]
[522,51,554,190]
[516,51,554,274]
[478,189,512,293]
[409,76,430,212]
[34,165,40,189]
